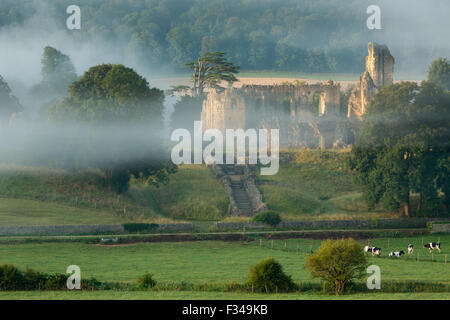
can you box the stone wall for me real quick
[431,223,450,233]
[0,223,193,236]
[215,218,430,231]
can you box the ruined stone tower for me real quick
[201,42,394,149]
[348,42,395,121]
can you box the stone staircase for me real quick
[216,164,267,217]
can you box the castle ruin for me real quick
[201,42,395,148]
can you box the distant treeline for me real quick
[1,0,446,74]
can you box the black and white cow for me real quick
[407,244,414,254]
[372,247,382,256]
[364,246,374,254]
[424,242,441,253]
[389,250,405,258]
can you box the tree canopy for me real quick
[184,51,239,96]
[30,46,78,101]
[3,0,446,74]
[428,57,450,91]
[349,81,450,216]
[47,64,164,125]
[305,238,367,295]
[0,75,22,123]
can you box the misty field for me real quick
[0,236,448,285]
[0,164,228,225]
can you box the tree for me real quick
[305,238,368,295]
[46,64,175,193]
[349,81,450,216]
[47,64,164,125]
[31,46,78,100]
[184,51,239,96]
[247,258,296,293]
[428,57,450,91]
[169,95,204,132]
[0,75,22,124]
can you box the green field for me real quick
[0,235,448,299]
[0,236,448,285]
[0,198,128,226]
[257,150,394,220]
[0,164,228,225]
[0,291,448,300]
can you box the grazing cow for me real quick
[364,246,374,253]
[389,250,405,258]
[407,244,414,254]
[372,247,382,256]
[424,242,441,253]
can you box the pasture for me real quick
[0,235,448,298]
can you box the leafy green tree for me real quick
[247,258,296,293]
[46,64,175,193]
[184,51,239,96]
[349,81,450,216]
[428,57,450,91]
[31,46,78,100]
[47,64,164,125]
[305,238,367,295]
[0,75,22,123]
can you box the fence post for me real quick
[284,241,287,249]
[271,240,274,249]
[445,254,447,264]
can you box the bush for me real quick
[123,223,159,233]
[305,238,368,295]
[137,273,157,289]
[253,211,281,226]
[0,264,104,291]
[0,264,24,290]
[247,258,296,293]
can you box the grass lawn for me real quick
[0,198,128,226]
[145,164,229,221]
[257,149,395,220]
[0,291,448,300]
[0,164,228,224]
[0,235,448,285]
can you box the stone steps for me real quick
[222,165,253,215]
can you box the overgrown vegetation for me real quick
[305,238,368,295]
[247,258,296,293]
[253,211,282,226]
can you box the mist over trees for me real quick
[349,78,450,217]
[0,75,22,124]
[30,46,77,102]
[1,0,449,75]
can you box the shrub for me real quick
[137,273,157,289]
[253,211,281,226]
[0,264,24,290]
[247,258,296,293]
[123,223,159,233]
[305,238,368,295]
